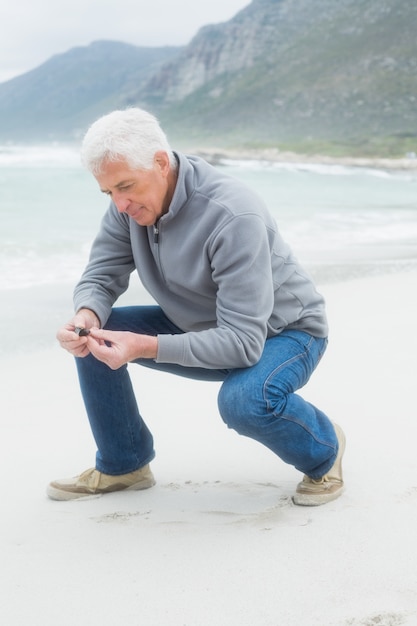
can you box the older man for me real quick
[49,107,345,506]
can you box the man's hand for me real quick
[56,308,100,357]
[86,329,158,369]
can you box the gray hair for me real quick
[80,108,177,174]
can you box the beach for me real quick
[1,268,416,626]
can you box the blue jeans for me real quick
[75,306,338,479]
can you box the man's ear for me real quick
[154,151,171,176]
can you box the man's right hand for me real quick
[56,308,100,357]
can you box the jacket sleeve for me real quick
[156,213,276,369]
[73,202,135,326]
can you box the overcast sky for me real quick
[0,0,250,83]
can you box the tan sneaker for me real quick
[47,465,156,501]
[293,423,346,506]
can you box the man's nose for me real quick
[113,194,130,213]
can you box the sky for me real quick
[0,0,250,83]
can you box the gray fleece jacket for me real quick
[74,152,328,369]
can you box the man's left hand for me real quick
[87,328,158,369]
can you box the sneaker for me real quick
[293,423,346,506]
[47,465,156,501]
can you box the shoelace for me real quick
[78,468,101,490]
[311,475,329,485]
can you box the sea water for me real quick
[1,144,417,357]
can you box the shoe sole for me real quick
[292,484,344,506]
[46,477,156,501]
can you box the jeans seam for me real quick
[262,335,334,450]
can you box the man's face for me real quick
[95,152,174,226]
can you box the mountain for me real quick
[0,0,416,156]
[148,0,417,155]
[0,41,181,141]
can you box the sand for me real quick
[1,270,417,626]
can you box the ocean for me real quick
[1,144,417,357]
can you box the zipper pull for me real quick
[153,224,159,244]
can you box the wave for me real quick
[219,157,417,181]
[2,144,417,181]
[286,211,417,251]
[0,242,91,290]
[0,144,81,167]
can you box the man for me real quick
[49,107,345,506]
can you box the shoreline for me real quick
[192,146,417,171]
[2,141,417,172]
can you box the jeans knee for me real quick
[218,379,266,436]
[218,375,290,436]
[218,381,245,431]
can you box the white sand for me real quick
[1,270,417,626]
